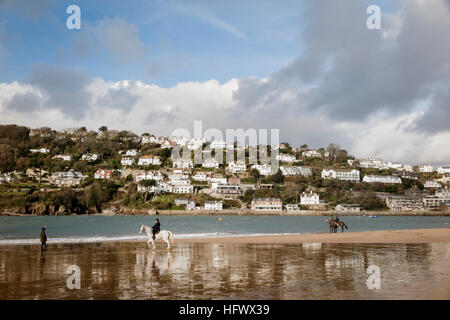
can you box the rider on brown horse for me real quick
[328,216,348,233]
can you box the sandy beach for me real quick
[178,228,450,244]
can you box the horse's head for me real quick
[139,224,145,234]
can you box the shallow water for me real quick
[0,242,449,299]
[0,215,449,244]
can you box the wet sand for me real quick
[0,240,449,299]
[178,228,450,244]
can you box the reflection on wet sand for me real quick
[0,242,449,299]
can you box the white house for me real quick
[192,171,210,182]
[402,164,414,172]
[419,164,434,173]
[228,161,247,174]
[437,167,450,175]
[280,166,313,177]
[30,148,50,154]
[125,149,140,157]
[251,164,275,176]
[363,175,402,184]
[300,191,320,205]
[121,157,135,166]
[276,153,296,163]
[210,140,234,150]
[214,184,242,195]
[172,158,193,169]
[135,171,164,183]
[302,150,322,158]
[387,162,403,170]
[50,170,87,186]
[159,140,172,149]
[321,169,360,182]
[52,154,73,161]
[168,136,188,146]
[141,134,151,144]
[95,169,113,180]
[335,204,361,212]
[187,138,205,150]
[251,198,282,211]
[357,158,388,169]
[204,201,223,211]
[81,153,100,162]
[424,180,442,189]
[202,158,220,169]
[138,155,161,166]
[172,185,194,194]
[149,135,164,144]
[285,204,300,212]
[0,173,14,184]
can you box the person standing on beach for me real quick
[152,219,161,240]
[40,226,47,251]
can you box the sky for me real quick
[0,0,450,165]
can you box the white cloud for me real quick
[1,75,450,165]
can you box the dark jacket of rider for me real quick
[152,221,161,234]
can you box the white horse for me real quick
[139,224,174,249]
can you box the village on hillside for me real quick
[0,125,449,215]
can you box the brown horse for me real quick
[328,219,349,233]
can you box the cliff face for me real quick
[1,204,88,215]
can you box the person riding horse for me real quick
[328,215,348,233]
[152,219,161,240]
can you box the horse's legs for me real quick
[165,239,171,250]
[147,239,152,248]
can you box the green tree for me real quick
[270,169,285,184]
[138,179,157,201]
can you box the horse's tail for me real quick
[169,231,174,244]
[344,223,348,229]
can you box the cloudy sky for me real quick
[0,0,450,165]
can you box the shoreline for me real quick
[1,210,450,217]
[1,228,449,246]
[176,228,450,243]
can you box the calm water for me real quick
[0,242,449,299]
[0,215,449,245]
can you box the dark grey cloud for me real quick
[97,86,140,112]
[7,65,93,119]
[414,85,450,133]
[6,92,42,112]
[232,0,450,131]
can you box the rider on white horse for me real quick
[139,222,174,249]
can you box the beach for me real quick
[179,228,450,244]
[0,228,449,300]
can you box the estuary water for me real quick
[0,215,449,245]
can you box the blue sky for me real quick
[0,0,306,86]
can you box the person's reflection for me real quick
[167,251,173,270]
[35,246,46,285]
[151,259,160,280]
